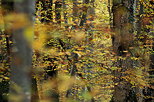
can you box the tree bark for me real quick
[111,0,137,101]
[9,0,35,102]
[148,35,154,101]
[79,0,89,26]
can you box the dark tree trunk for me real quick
[55,0,62,24]
[79,0,89,26]
[31,78,39,102]
[62,0,68,28]
[71,0,79,29]
[111,0,137,102]
[147,41,154,102]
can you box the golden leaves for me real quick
[72,30,86,42]
[4,13,34,44]
[24,26,34,44]
[33,33,46,50]
[58,74,75,92]
[33,24,48,51]
[4,13,30,30]
[122,69,148,88]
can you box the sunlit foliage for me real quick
[0,0,153,101]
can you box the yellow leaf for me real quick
[24,27,34,44]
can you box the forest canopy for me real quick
[0,0,154,102]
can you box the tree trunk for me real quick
[111,0,137,101]
[62,0,68,28]
[79,0,89,26]
[31,78,39,102]
[55,0,62,24]
[9,0,35,102]
[134,2,144,102]
[148,35,154,101]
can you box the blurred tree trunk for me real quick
[9,0,35,102]
[111,0,137,101]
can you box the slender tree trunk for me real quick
[46,0,53,23]
[9,0,35,102]
[71,0,79,29]
[62,0,68,28]
[31,78,39,102]
[84,0,95,101]
[134,2,144,102]
[86,0,95,43]
[79,0,89,26]
[148,34,154,101]
[55,0,62,24]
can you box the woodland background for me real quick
[0,0,154,102]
